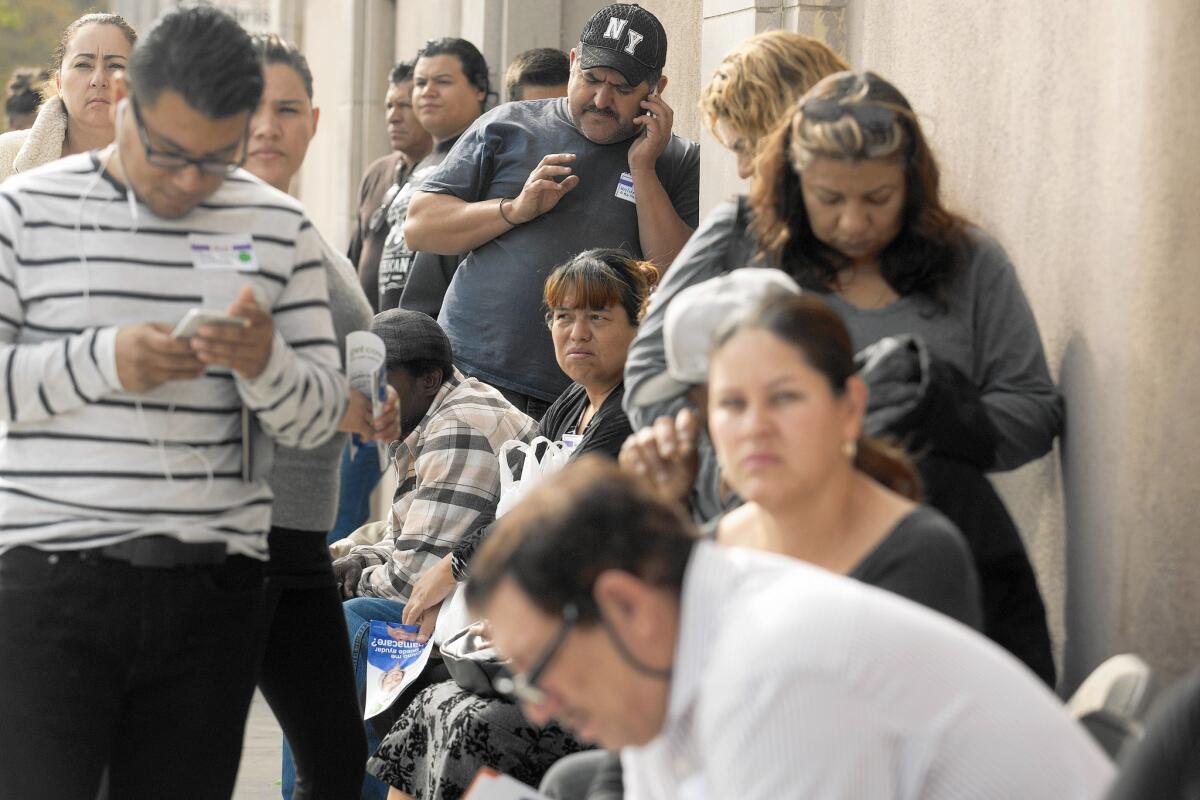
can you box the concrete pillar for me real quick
[698,1,792,215]
[500,0,564,101]
[395,0,464,61]
[297,0,369,250]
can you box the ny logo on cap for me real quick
[603,17,645,55]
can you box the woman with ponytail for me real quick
[707,292,982,627]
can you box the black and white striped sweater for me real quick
[0,152,347,558]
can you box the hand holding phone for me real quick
[187,286,276,380]
[171,308,249,340]
[628,83,672,171]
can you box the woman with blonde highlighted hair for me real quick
[701,29,849,180]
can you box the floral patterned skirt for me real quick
[367,679,590,799]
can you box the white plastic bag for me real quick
[495,436,571,518]
[433,436,572,644]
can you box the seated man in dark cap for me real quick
[332,308,536,625]
[319,309,536,798]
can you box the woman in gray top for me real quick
[245,35,394,800]
[623,69,1059,685]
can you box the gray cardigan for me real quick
[267,231,373,531]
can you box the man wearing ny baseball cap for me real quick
[402,4,700,419]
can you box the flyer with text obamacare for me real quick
[364,620,433,719]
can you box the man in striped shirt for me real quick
[0,7,346,799]
[469,461,1115,800]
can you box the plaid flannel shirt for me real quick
[348,369,536,601]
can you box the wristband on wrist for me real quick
[498,197,519,227]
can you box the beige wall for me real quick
[839,0,1200,690]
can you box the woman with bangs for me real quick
[364,249,658,800]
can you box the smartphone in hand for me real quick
[171,308,249,339]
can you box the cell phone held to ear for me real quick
[171,308,249,340]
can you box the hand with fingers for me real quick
[402,555,456,641]
[628,86,674,174]
[503,153,581,225]
[340,383,400,443]
[189,285,275,379]
[332,555,366,600]
[115,323,207,392]
[619,406,700,508]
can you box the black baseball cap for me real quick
[578,3,667,88]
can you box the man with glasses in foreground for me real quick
[0,6,346,798]
[468,459,1114,800]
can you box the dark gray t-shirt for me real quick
[849,506,983,629]
[424,97,701,401]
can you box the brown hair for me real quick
[50,13,138,93]
[543,248,660,327]
[700,31,847,157]
[465,457,698,623]
[750,71,968,304]
[712,292,922,501]
[251,33,314,99]
[504,47,569,101]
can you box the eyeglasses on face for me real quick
[130,95,248,176]
[492,602,579,706]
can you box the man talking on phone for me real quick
[0,7,346,798]
[403,3,699,416]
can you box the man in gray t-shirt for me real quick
[403,3,700,411]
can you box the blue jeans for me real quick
[0,546,264,799]
[280,596,406,800]
[328,442,385,546]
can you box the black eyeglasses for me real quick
[130,96,248,176]
[493,603,578,705]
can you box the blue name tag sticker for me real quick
[615,172,636,204]
[188,233,259,272]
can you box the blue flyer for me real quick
[364,620,433,719]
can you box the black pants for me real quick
[0,545,265,799]
[260,527,367,800]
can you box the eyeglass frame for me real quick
[492,602,579,705]
[129,94,250,176]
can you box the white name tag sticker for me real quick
[615,172,636,204]
[188,233,259,272]
[561,432,583,451]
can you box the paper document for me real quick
[363,620,433,719]
[464,768,551,799]
[346,331,388,471]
